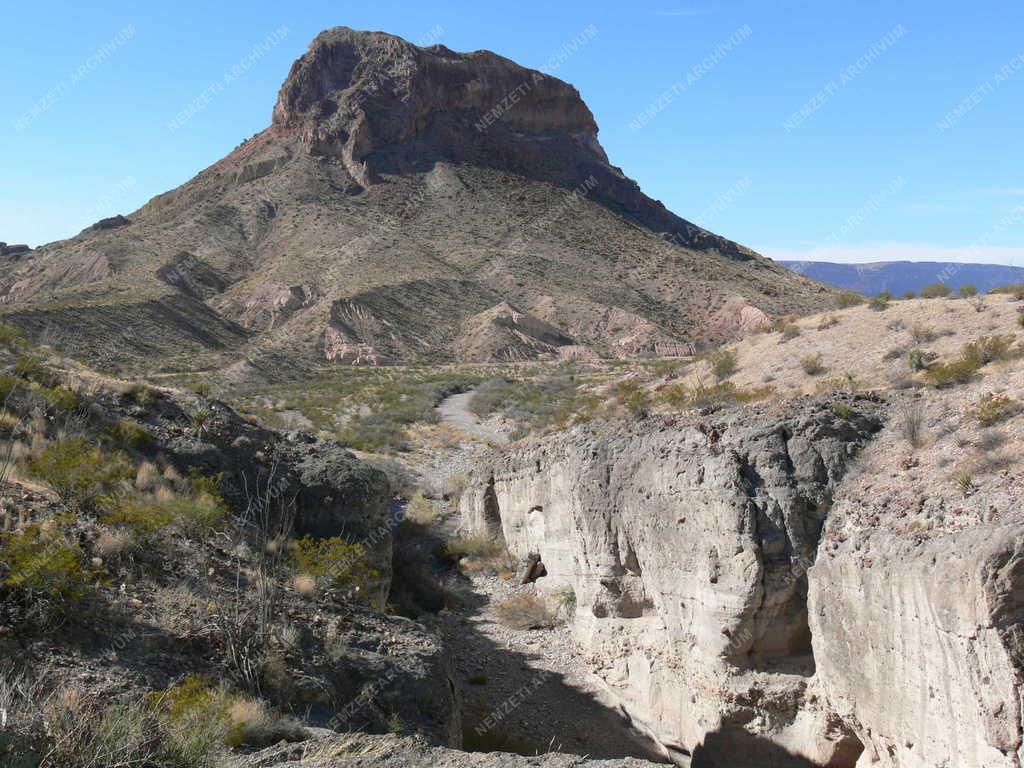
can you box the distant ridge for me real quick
[781,260,1024,296]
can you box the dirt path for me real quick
[436,390,509,445]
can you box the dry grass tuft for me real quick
[495,592,556,630]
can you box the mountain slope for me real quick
[782,259,1024,296]
[0,27,832,372]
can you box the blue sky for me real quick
[2,0,1022,266]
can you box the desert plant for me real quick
[958,284,978,298]
[12,355,48,384]
[910,323,937,343]
[921,282,952,299]
[39,385,78,413]
[105,418,152,452]
[989,282,1024,299]
[835,291,865,309]
[0,524,103,627]
[867,295,889,311]
[404,491,437,526]
[495,592,556,630]
[954,471,975,495]
[924,358,981,388]
[444,534,514,574]
[800,353,826,376]
[551,585,577,619]
[898,401,926,448]
[26,439,133,512]
[961,334,1016,366]
[614,379,650,416]
[902,290,916,299]
[291,535,379,597]
[773,318,801,341]
[906,348,926,371]
[816,315,839,330]
[0,322,26,351]
[833,402,854,420]
[707,349,738,380]
[123,381,157,406]
[974,393,1022,426]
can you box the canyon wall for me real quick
[461,397,1023,767]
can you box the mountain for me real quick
[0,27,832,372]
[781,260,1024,296]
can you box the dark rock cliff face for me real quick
[271,27,750,258]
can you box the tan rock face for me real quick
[462,400,883,766]
[461,397,1024,767]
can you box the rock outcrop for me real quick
[462,398,882,765]
[460,394,1024,767]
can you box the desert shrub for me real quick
[833,402,854,420]
[1018,310,1024,328]
[958,284,978,298]
[773,318,801,341]
[12,355,48,383]
[974,393,1022,426]
[924,358,981,387]
[707,349,738,380]
[614,379,650,415]
[658,383,691,410]
[867,295,889,311]
[123,382,158,406]
[910,323,937,343]
[960,334,1016,366]
[816,315,839,330]
[105,418,152,451]
[0,524,103,626]
[444,534,514,574]
[404,492,437,525]
[27,439,133,512]
[902,291,916,299]
[291,535,379,596]
[0,322,26,350]
[0,374,17,402]
[835,291,865,309]
[800,353,826,375]
[898,401,926,447]
[446,472,470,500]
[495,592,556,630]
[39,385,78,413]
[907,349,928,371]
[552,585,577,618]
[989,282,1024,299]
[921,282,952,298]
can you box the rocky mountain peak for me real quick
[271,26,608,187]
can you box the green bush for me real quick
[989,282,1024,299]
[707,349,738,380]
[958,284,978,298]
[960,335,1016,367]
[902,290,917,299]
[867,295,889,311]
[924,358,981,388]
[974,393,1021,426]
[291,535,379,596]
[921,282,952,298]
[12,355,48,383]
[835,291,865,309]
[123,382,158,406]
[105,418,152,451]
[39,385,78,413]
[773,319,801,341]
[0,524,103,625]
[0,322,26,350]
[614,380,650,415]
[0,374,17,402]
[833,402,855,420]
[26,439,133,512]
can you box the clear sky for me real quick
[2,0,1022,266]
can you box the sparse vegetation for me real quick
[800,353,826,375]
[495,592,556,630]
[974,393,1021,426]
[958,284,978,298]
[707,348,738,380]
[867,295,889,311]
[833,402,854,420]
[835,291,865,309]
[773,318,801,341]
[105,418,153,452]
[924,357,981,387]
[907,349,926,371]
[614,379,650,416]
[921,283,952,299]
[290,535,380,598]
[910,323,937,343]
[26,439,133,512]
[898,401,926,448]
